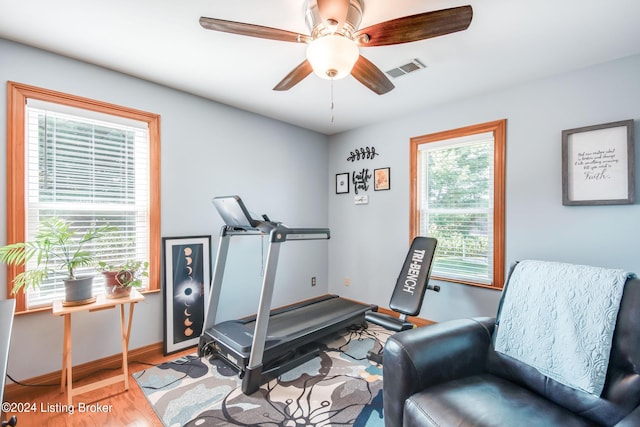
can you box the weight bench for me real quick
[366,237,438,362]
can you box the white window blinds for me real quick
[24,100,150,309]
[417,132,494,284]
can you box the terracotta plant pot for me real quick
[102,270,134,299]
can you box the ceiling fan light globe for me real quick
[306,34,359,80]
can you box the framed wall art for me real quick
[374,167,391,191]
[562,119,635,206]
[336,172,350,194]
[162,235,211,354]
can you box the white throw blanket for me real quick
[494,260,631,396]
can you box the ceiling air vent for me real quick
[385,58,426,79]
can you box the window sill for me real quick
[432,275,504,290]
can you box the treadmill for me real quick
[198,196,376,395]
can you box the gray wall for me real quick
[0,38,330,380]
[328,54,640,322]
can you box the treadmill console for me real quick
[213,195,277,232]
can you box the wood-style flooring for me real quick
[2,345,194,427]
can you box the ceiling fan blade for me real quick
[273,60,314,91]
[317,0,349,27]
[351,55,395,95]
[200,17,310,43]
[355,5,473,47]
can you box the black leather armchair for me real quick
[383,277,640,427]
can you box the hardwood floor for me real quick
[2,345,195,426]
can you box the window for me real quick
[6,82,161,312]
[410,120,506,289]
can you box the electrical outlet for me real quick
[344,277,350,286]
[311,276,316,287]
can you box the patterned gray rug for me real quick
[134,323,392,426]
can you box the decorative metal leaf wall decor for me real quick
[347,147,379,162]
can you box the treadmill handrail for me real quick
[221,225,330,242]
[221,226,266,236]
[270,226,330,242]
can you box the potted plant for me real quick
[97,259,149,299]
[0,217,116,305]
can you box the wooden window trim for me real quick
[410,119,506,289]
[6,81,161,313]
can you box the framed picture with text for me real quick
[562,120,634,206]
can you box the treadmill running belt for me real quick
[248,297,368,338]
[204,296,374,354]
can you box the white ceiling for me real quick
[1,0,640,135]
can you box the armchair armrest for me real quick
[615,405,640,426]
[383,317,495,427]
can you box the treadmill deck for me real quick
[202,295,376,365]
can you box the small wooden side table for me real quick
[52,289,145,406]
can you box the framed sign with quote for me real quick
[562,120,635,206]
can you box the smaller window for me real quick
[410,120,505,289]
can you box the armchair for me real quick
[383,271,640,426]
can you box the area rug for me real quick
[134,323,393,426]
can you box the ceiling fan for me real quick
[200,0,473,95]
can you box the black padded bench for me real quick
[366,237,437,362]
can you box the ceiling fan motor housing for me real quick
[304,0,364,39]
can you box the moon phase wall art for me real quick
[162,235,211,354]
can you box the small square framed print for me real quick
[374,167,390,191]
[336,172,350,194]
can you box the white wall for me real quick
[0,39,330,380]
[328,54,640,322]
